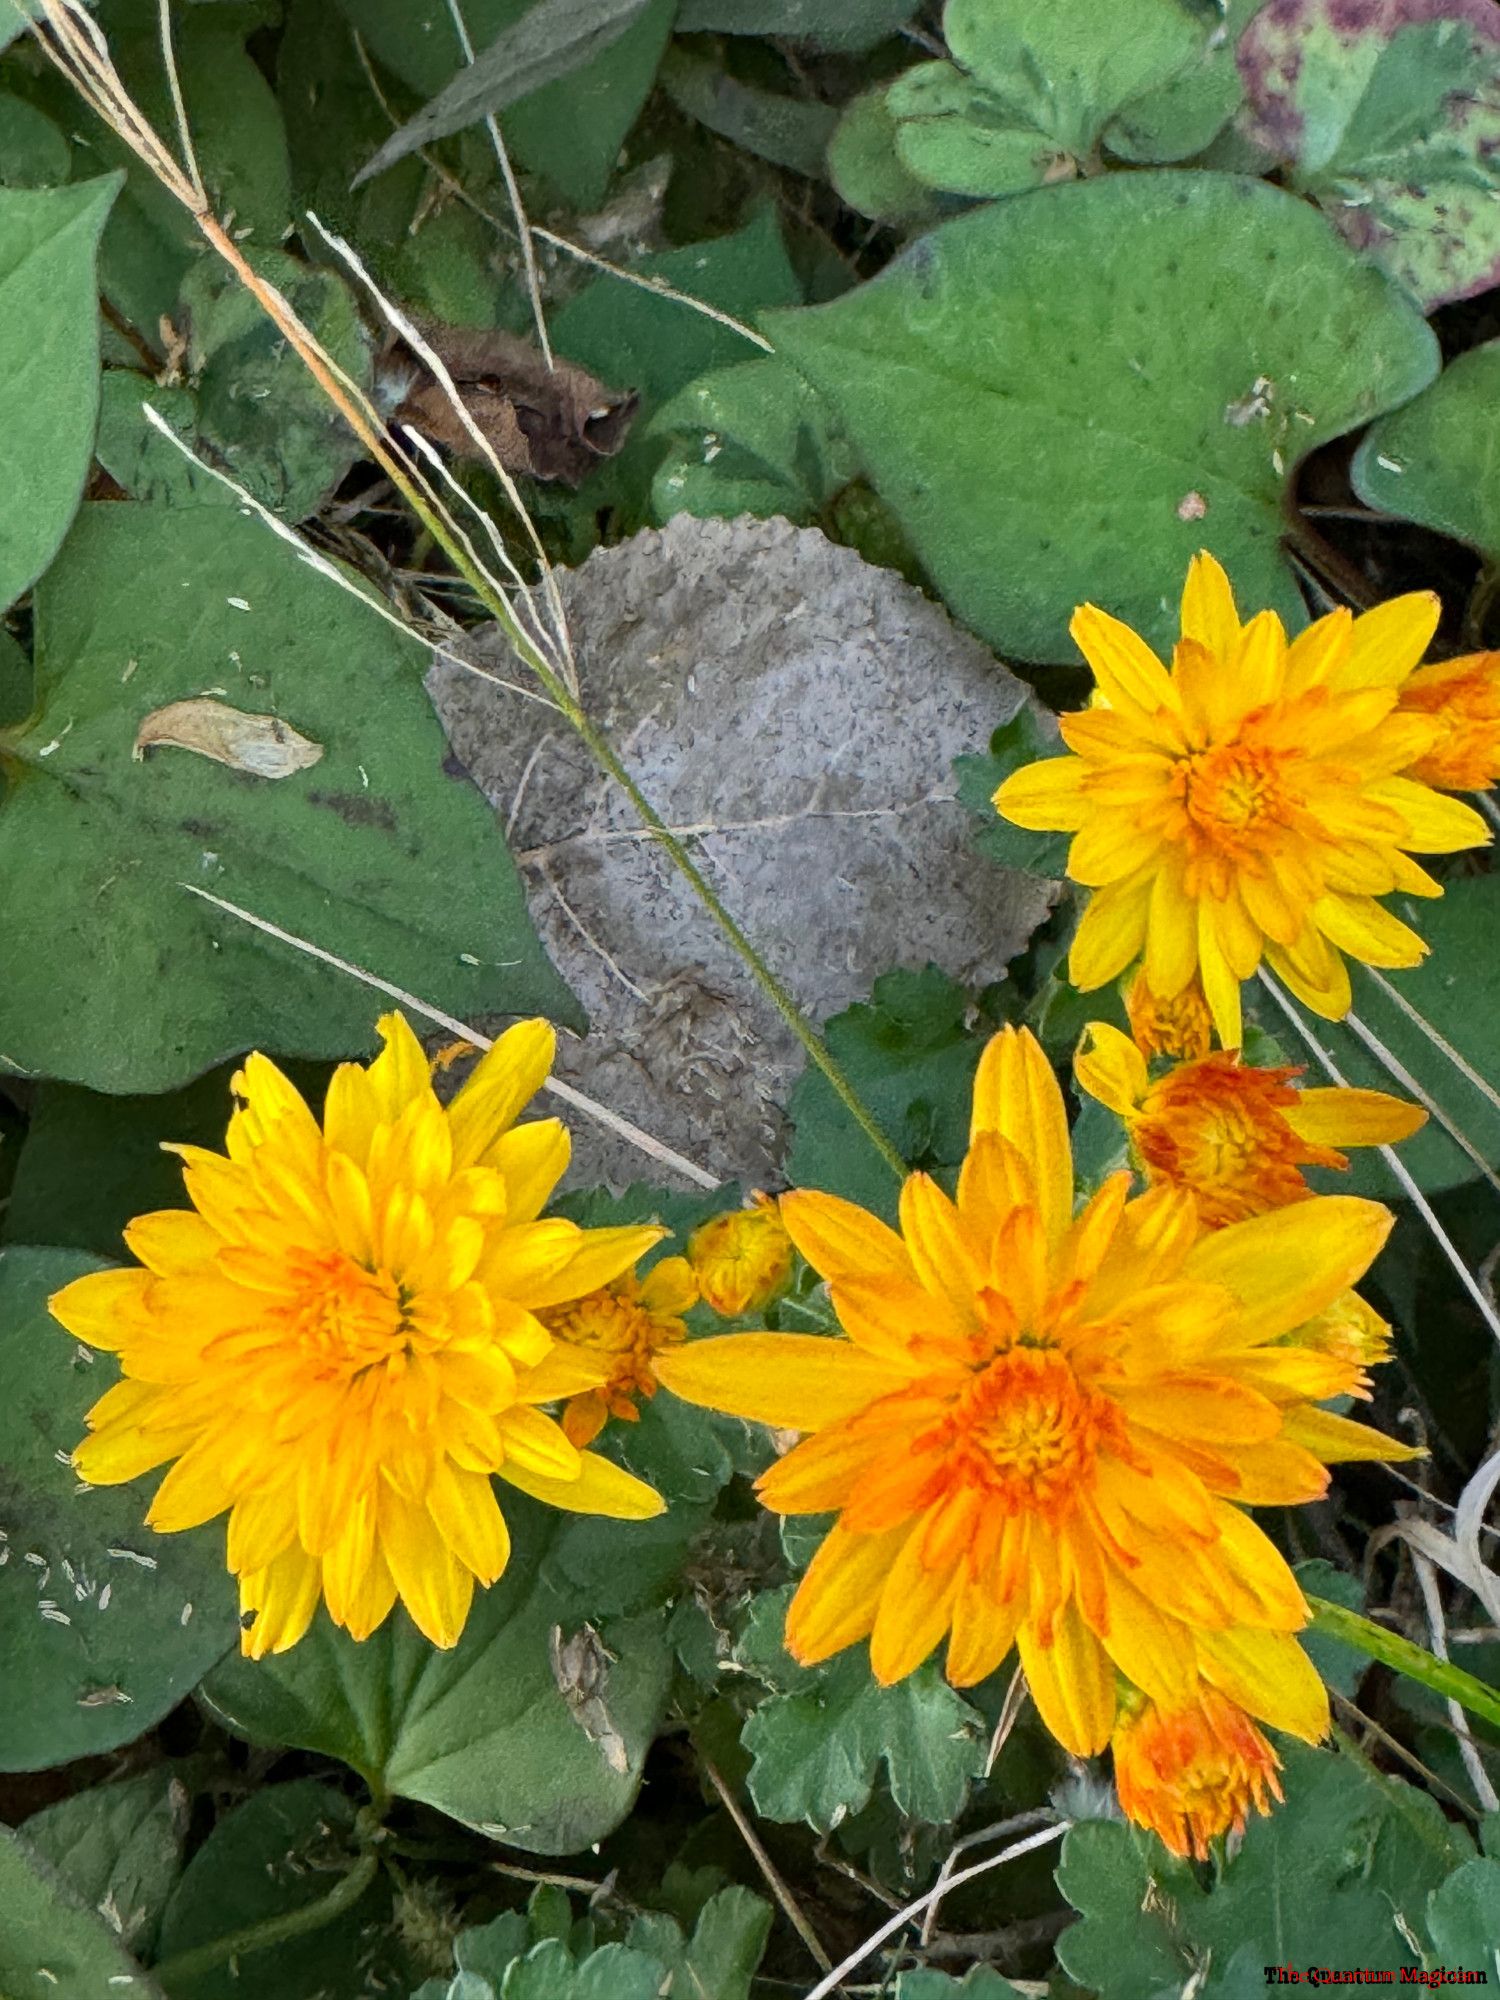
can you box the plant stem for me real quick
[1307,1595,1500,1733]
[151,1851,379,1986]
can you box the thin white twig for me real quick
[1363,967,1500,1120]
[1411,1551,1500,1812]
[440,0,553,368]
[1341,1008,1500,1197]
[179,886,721,1189]
[919,1801,1055,1949]
[1257,971,1500,1348]
[799,1823,1071,2000]
[155,0,204,203]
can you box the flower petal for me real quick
[785,1521,911,1665]
[1074,1021,1148,1120]
[993,754,1089,831]
[1195,1625,1329,1742]
[654,1334,912,1430]
[1018,1603,1116,1756]
[447,1018,556,1168]
[778,1190,914,1284]
[1183,1198,1392,1342]
[497,1449,665,1520]
[969,1026,1073,1248]
[869,1516,960,1683]
[1071,879,1152,990]
[1283,1087,1425,1149]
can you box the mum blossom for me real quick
[543,1256,698,1447]
[688,1192,794,1317]
[1112,1686,1282,1859]
[1397,651,1500,793]
[49,1014,666,1657]
[993,553,1490,1047]
[654,1028,1418,1763]
[1075,1021,1425,1228]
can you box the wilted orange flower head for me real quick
[688,1192,794,1317]
[1076,1022,1425,1228]
[1397,651,1500,794]
[655,1026,1418,1769]
[1112,1686,1283,1859]
[544,1255,697,1447]
[49,1014,666,1658]
[994,554,1489,1047]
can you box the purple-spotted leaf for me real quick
[1238,0,1500,309]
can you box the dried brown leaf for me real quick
[132,699,324,778]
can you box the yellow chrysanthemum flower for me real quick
[1075,1021,1425,1228]
[49,1013,666,1658]
[1397,650,1500,793]
[654,1027,1419,1763]
[1295,1289,1393,1375]
[993,553,1490,1046]
[687,1192,794,1317]
[1112,1686,1283,1859]
[544,1256,698,1447]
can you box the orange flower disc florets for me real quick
[1133,1054,1343,1227]
[1398,652,1500,793]
[1125,970,1214,1062]
[1113,1687,1284,1859]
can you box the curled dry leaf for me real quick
[132,698,324,778]
[381,323,638,488]
[549,1621,629,1774]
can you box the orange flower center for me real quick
[925,1345,1117,1520]
[279,1250,414,1379]
[1180,741,1288,852]
[1113,1690,1283,1859]
[1134,1055,1340,1226]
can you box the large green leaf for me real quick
[767,172,1438,664]
[23,1771,186,1963]
[676,0,917,50]
[152,1780,410,2000]
[1239,0,1500,310]
[201,1495,696,1854]
[648,355,858,528]
[734,1585,986,1831]
[1353,340,1500,563]
[0,1247,238,1772]
[1056,1740,1475,1994]
[339,0,675,208]
[0,502,575,1092]
[0,1824,164,2000]
[0,175,119,615]
[1426,1859,1500,1980]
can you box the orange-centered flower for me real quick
[1112,1686,1283,1859]
[49,1014,666,1658]
[1397,651,1500,794]
[653,1027,1419,1761]
[1075,1022,1425,1228]
[1125,968,1214,1063]
[993,554,1489,1046]
[544,1256,698,1447]
[688,1192,794,1317]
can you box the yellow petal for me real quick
[654,1334,912,1430]
[1180,550,1240,659]
[378,1482,473,1648]
[1145,864,1200,997]
[496,1448,664,1520]
[785,1521,911,1665]
[1096,1563,1199,1709]
[1071,604,1178,726]
[1018,1603,1116,1756]
[427,1462,512,1583]
[831,1277,970,1365]
[486,1120,570,1225]
[778,1189,914,1284]
[899,1174,984,1325]
[1334,591,1440,691]
[1280,1404,1424,1465]
[1070,879,1152,990]
[968,1025,1073,1248]
[240,1544,323,1659]
[1283,605,1353,696]
[447,1018,556,1168]
[1197,901,1244,1048]
[1183,1197,1392,1342]
[945,1578,1024,1688]
[1068,813,1165,887]
[515,1339,611,1402]
[868,1516,960,1683]
[504,1222,666,1310]
[1283,1086,1425,1149]
[122,1211,218,1276]
[1074,1021,1148,1119]
[146,1431,238,1532]
[955,1132,1036,1244]
[498,1405,580,1479]
[1265,928,1353,1022]
[1195,1625,1329,1742]
[1312,894,1426,970]
[992,754,1089,831]
[1116,1373,1282,1446]
[1368,776,1490,854]
[49,1268,155,1352]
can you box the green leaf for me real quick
[0,501,575,1092]
[676,0,918,51]
[787,967,984,1223]
[954,709,1069,879]
[896,1973,1028,2000]
[1239,0,1500,309]
[500,1941,665,2000]
[1245,874,1500,1197]
[22,1771,186,1963]
[180,247,372,523]
[648,356,859,528]
[1354,339,1500,563]
[1056,1739,1474,1992]
[201,1495,692,1854]
[767,171,1438,664]
[736,1586,985,1830]
[0,1246,239,1772]
[660,46,839,177]
[625,1889,773,2000]
[888,62,1062,199]
[152,1780,407,2000]
[0,175,119,615]
[1426,1859,1500,1980]
[0,1824,163,2000]
[347,0,675,205]
[1307,1595,1500,1735]
[944,0,1210,161]
[94,372,234,511]
[1292,1562,1367,1702]
[0,93,72,187]
[1104,0,1261,164]
[827,86,944,223]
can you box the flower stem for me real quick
[151,1851,379,1986]
[1307,1595,1500,1734]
